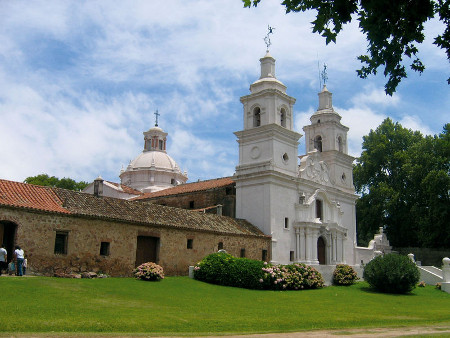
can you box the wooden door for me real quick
[135,236,159,267]
[317,237,326,265]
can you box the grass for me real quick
[1,276,449,336]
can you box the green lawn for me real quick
[1,276,449,336]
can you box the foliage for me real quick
[133,262,164,281]
[333,264,359,286]
[193,252,265,289]
[193,252,324,290]
[24,173,88,191]
[363,253,420,293]
[1,277,450,334]
[261,262,324,290]
[243,0,449,95]
[354,119,450,248]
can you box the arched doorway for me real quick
[317,236,326,265]
[0,221,17,263]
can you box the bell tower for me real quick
[303,85,355,192]
[234,51,302,263]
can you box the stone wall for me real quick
[395,247,450,267]
[0,206,270,276]
[145,185,236,218]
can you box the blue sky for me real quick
[1,0,448,184]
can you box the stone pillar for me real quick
[442,257,450,294]
[299,228,305,261]
[305,228,311,263]
[311,229,319,264]
[295,228,300,262]
[408,253,415,262]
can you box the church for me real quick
[0,50,389,279]
[87,50,390,268]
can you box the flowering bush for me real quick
[133,262,164,281]
[194,253,324,290]
[261,263,324,290]
[333,264,359,286]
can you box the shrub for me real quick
[333,264,359,286]
[418,281,426,287]
[363,253,420,293]
[194,252,265,289]
[261,263,324,290]
[436,282,442,290]
[134,262,164,281]
[194,253,324,290]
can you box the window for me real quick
[171,178,176,185]
[316,199,323,220]
[338,136,343,152]
[187,239,193,249]
[189,201,195,209]
[54,231,68,255]
[290,251,295,261]
[100,242,110,256]
[282,153,289,162]
[158,140,163,150]
[240,248,246,258]
[253,107,261,127]
[262,249,268,262]
[314,135,323,152]
[225,187,233,195]
[280,108,286,127]
[284,217,289,229]
[218,242,224,250]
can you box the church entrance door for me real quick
[317,236,326,265]
[0,221,17,263]
[135,236,159,267]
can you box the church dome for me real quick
[129,151,181,172]
[119,121,188,193]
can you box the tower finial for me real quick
[320,63,328,87]
[264,25,275,50]
[154,109,160,127]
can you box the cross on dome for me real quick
[154,109,160,127]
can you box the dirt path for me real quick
[2,325,450,338]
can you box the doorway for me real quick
[0,221,17,263]
[317,236,326,265]
[135,236,159,267]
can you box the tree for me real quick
[353,119,450,248]
[243,0,449,95]
[24,174,88,191]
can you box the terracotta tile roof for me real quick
[0,179,69,214]
[133,176,235,200]
[105,181,142,195]
[0,179,266,238]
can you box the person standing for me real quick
[14,245,24,276]
[0,244,7,276]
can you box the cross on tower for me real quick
[154,109,160,127]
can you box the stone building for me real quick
[0,179,270,276]
[134,177,236,218]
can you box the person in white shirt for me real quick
[14,245,24,276]
[0,244,7,276]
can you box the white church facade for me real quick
[234,51,389,266]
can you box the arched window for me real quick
[280,108,286,127]
[337,136,343,152]
[314,135,323,152]
[316,199,323,220]
[253,107,261,127]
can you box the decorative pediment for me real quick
[299,151,331,185]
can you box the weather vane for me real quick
[320,63,328,87]
[264,25,275,50]
[154,109,160,127]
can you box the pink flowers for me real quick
[133,262,164,281]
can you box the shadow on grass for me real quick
[359,285,418,296]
